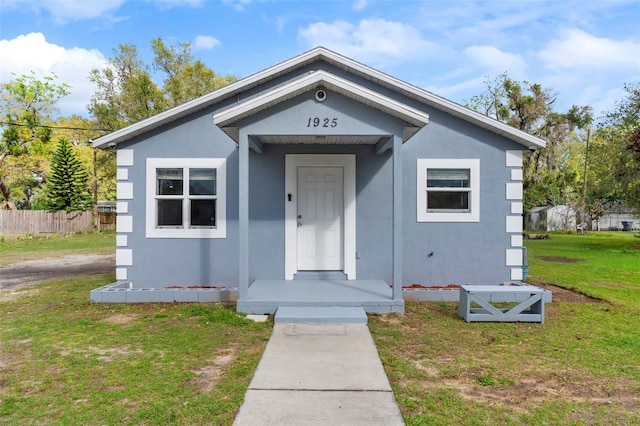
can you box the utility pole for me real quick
[582,128,591,226]
[90,139,98,231]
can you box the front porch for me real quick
[236,279,404,314]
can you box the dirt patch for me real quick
[530,281,603,304]
[102,314,142,325]
[403,284,461,289]
[0,288,41,302]
[405,356,640,420]
[0,254,115,291]
[189,346,238,394]
[535,256,584,263]
[449,372,639,418]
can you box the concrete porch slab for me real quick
[237,279,404,314]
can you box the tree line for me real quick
[0,38,236,212]
[1,38,638,222]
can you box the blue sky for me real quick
[1,0,638,121]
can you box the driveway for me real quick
[0,254,115,290]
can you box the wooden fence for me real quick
[0,210,116,235]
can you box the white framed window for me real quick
[417,159,480,222]
[146,158,226,238]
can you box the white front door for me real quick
[297,166,344,270]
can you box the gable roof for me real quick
[93,47,546,150]
[213,70,429,143]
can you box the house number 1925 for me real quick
[307,117,338,128]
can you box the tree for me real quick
[89,38,237,131]
[0,72,70,209]
[43,138,93,211]
[590,82,640,213]
[51,115,117,203]
[467,73,592,210]
[151,37,237,108]
[88,44,167,131]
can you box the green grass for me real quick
[525,231,640,307]
[371,232,640,425]
[2,231,639,424]
[0,231,116,266]
[0,276,272,425]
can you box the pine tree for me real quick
[44,138,93,211]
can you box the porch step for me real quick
[293,271,348,280]
[275,306,367,324]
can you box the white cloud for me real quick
[193,35,221,50]
[539,28,640,72]
[0,33,107,116]
[463,45,527,77]
[298,19,439,67]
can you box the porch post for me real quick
[238,135,249,300]
[392,135,403,300]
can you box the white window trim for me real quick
[417,159,480,222]
[146,158,226,238]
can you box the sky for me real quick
[1,0,638,121]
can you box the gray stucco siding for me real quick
[120,112,241,288]
[402,109,524,286]
[234,90,408,138]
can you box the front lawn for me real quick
[371,232,640,425]
[0,275,271,425]
[526,231,640,307]
[1,231,639,424]
[0,231,116,266]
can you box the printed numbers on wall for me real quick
[307,117,338,128]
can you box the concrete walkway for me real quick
[233,323,405,425]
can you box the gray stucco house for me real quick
[93,47,545,314]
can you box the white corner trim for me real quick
[506,248,523,266]
[116,235,128,247]
[116,201,129,214]
[285,154,356,280]
[510,169,523,181]
[506,150,523,167]
[510,268,523,281]
[117,149,134,166]
[116,268,128,280]
[117,182,133,200]
[511,202,523,214]
[117,168,129,180]
[116,215,133,233]
[145,158,227,239]
[511,234,523,247]
[116,249,133,266]
[417,158,480,222]
[506,216,523,233]
[506,182,523,200]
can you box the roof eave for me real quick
[93,46,546,150]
